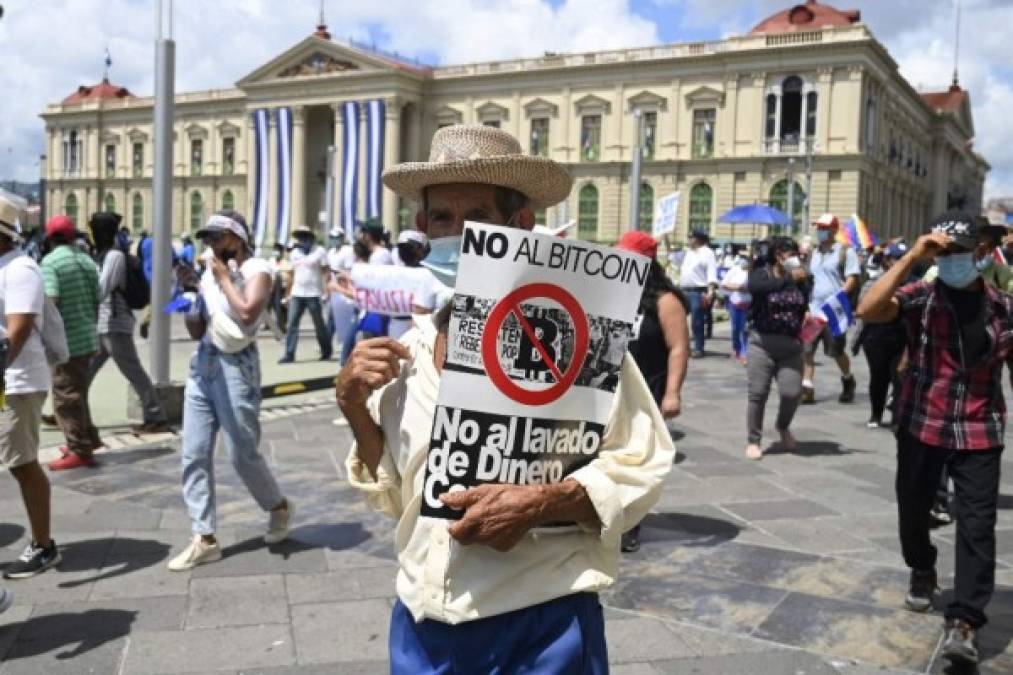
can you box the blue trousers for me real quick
[728,304,749,358]
[686,290,707,354]
[284,296,332,360]
[390,593,608,675]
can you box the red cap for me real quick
[813,213,840,229]
[616,231,658,259]
[45,215,77,240]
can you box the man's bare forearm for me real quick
[857,254,917,322]
[534,479,601,532]
[341,400,385,480]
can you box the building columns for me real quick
[331,103,345,234]
[383,99,402,234]
[244,112,256,219]
[291,106,307,228]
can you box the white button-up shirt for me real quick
[679,246,718,289]
[346,314,676,624]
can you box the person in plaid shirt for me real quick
[858,211,1013,667]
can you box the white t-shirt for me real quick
[0,250,51,394]
[200,257,273,340]
[410,267,448,312]
[679,246,718,289]
[290,245,328,298]
[369,247,394,266]
[327,245,355,276]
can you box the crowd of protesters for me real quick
[1,122,1011,671]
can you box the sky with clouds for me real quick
[1,0,1010,201]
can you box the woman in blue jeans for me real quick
[168,211,293,571]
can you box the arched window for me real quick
[221,189,235,212]
[769,180,806,233]
[780,76,804,143]
[638,183,654,233]
[577,184,599,240]
[132,193,144,231]
[64,193,78,224]
[688,183,713,234]
[103,192,116,214]
[189,191,204,231]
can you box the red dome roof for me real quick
[750,0,860,35]
[61,78,134,105]
[922,84,967,114]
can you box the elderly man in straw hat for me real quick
[335,125,675,672]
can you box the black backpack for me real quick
[121,253,150,310]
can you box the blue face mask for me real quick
[815,229,831,244]
[937,252,980,288]
[421,235,463,288]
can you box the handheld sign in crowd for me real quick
[652,191,681,238]
[349,264,442,316]
[421,222,650,521]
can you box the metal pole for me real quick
[804,138,814,235]
[150,0,175,385]
[324,145,336,234]
[39,156,47,226]
[627,110,644,234]
[786,157,795,238]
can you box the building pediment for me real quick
[476,101,509,122]
[185,123,209,139]
[236,36,407,88]
[573,94,611,115]
[684,85,725,107]
[434,105,463,125]
[100,130,121,144]
[126,128,148,143]
[217,121,241,137]
[627,90,667,112]
[523,97,558,118]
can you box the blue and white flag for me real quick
[819,290,854,337]
[275,107,293,245]
[251,109,270,248]
[365,99,386,221]
[341,101,361,240]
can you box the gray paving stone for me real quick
[188,535,328,578]
[648,650,845,674]
[27,596,186,634]
[290,599,391,664]
[241,664,388,675]
[187,574,289,628]
[1,635,127,675]
[285,565,398,604]
[719,498,839,521]
[0,604,32,661]
[123,625,295,674]
[606,617,696,663]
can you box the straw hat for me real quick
[383,124,572,210]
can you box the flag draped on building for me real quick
[365,99,386,221]
[274,107,293,245]
[819,290,854,337]
[251,109,270,248]
[341,101,360,239]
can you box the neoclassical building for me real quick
[40,0,988,246]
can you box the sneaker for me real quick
[167,535,222,572]
[278,356,294,364]
[621,525,641,553]
[48,452,97,471]
[3,541,62,579]
[0,587,13,614]
[839,375,857,403]
[690,350,705,359]
[41,414,58,427]
[801,386,816,405]
[904,568,937,612]
[941,619,979,665]
[867,417,883,429]
[265,499,294,545]
[131,421,172,436]
[930,500,954,526]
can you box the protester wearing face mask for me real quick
[802,213,860,405]
[720,250,752,364]
[679,230,718,358]
[278,225,331,364]
[921,222,1013,293]
[857,212,1013,668]
[387,230,440,340]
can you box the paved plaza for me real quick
[2,325,1013,674]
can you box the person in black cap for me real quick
[678,230,718,357]
[858,211,1013,667]
[359,221,394,265]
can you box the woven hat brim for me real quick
[383,156,573,210]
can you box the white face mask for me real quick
[784,256,801,270]
[421,235,463,288]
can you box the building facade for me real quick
[40,0,988,247]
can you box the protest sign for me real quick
[652,191,681,238]
[421,222,650,521]
[349,264,442,316]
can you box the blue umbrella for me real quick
[717,204,792,226]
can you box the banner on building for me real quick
[365,99,386,222]
[420,222,649,521]
[652,191,681,238]
[341,101,360,240]
[274,107,293,245]
[251,109,270,248]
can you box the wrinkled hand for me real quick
[439,484,544,552]
[911,232,952,261]
[209,256,230,284]
[661,392,681,418]
[335,337,410,409]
